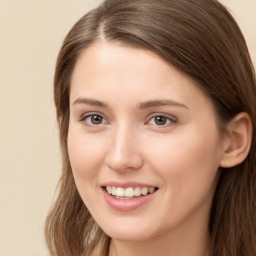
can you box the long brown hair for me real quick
[45,0,256,255]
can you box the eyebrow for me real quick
[72,97,109,108]
[139,100,189,109]
[72,97,188,110]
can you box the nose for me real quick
[105,124,143,173]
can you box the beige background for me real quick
[0,1,255,255]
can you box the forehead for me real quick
[70,42,214,113]
[71,42,176,85]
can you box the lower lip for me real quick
[102,188,157,211]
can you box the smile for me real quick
[105,186,157,199]
[102,185,158,211]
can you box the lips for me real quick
[101,182,158,211]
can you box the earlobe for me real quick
[220,112,252,168]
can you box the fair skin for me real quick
[67,42,251,256]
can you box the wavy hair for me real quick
[45,0,256,255]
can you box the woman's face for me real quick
[68,42,225,242]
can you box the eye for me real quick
[147,115,176,126]
[81,114,108,126]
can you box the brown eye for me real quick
[91,115,103,125]
[83,114,107,126]
[148,115,174,126]
[154,116,168,125]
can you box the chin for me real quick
[107,230,153,242]
[100,220,159,242]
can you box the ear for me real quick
[220,112,252,168]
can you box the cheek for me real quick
[68,130,104,175]
[146,126,221,202]
[67,130,107,210]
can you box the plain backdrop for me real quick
[0,1,255,255]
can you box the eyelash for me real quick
[80,113,177,128]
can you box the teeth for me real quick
[134,187,141,196]
[116,187,125,197]
[112,186,116,196]
[105,186,156,198]
[149,187,155,193]
[141,187,148,195]
[106,186,112,194]
[125,187,134,197]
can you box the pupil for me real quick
[155,116,166,125]
[92,115,102,124]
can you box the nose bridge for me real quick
[105,122,143,172]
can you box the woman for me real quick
[45,0,256,255]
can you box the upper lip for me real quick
[101,181,158,188]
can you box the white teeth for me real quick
[141,187,149,195]
[111,186,116,196]
[105,186,156,198]
[106,186,112,194]
[149,187,155,193]
[125,187,134,197]
[134,187,141,196]
[116,187,125,197]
